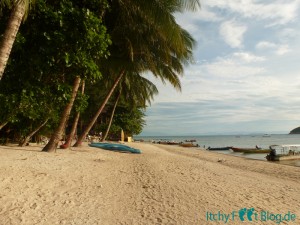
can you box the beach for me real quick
[0,142,299,225]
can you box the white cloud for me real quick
[256,41,291,56]
[205,59,264,78]
[142,1,300,136]
[219,20,247,48]
[275,45,291,55]
[232,52,265,63]
[256,41,277,50]
[206,0,300,26]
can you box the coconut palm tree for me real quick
[102,72,158,141]
[0,0,34,80]
[42,76,81,152]
[60,80,86,149]
[73,0,199,146]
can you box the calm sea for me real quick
[134,134,300,167]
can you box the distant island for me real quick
[289,127,300,134]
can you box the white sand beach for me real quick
[0,142,300,224]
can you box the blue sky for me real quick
[140,0,300,136]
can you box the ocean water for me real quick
[134,134,300,167]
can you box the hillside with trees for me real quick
[289,127,300,134]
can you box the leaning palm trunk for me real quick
[102,92,121,141]
[60,112,80,149]
[19,118,49,147]
[61,80,85,149]
[42,76,81,152]
[73,71,125,147]
[0,1,26,79]
[0,121,8,130]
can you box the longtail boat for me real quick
[207,147,231,151]
[231,147,271,154]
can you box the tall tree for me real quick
[73,70,125,146]
[73,0,199,146]
[1,0,110,150]
[102,73,158,141]
[101,91,121,141]
[0,0,34,79]
[42,76,81,152]
[60,80,86,149]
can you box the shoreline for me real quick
[0,142,300,224]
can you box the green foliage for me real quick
[0,0,199,141]
[73,92,89,113]
[100,105,146,137]
[9,0,111,82]
[0,0,110,140]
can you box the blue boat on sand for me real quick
[89,142,141,154]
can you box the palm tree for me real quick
[60,80,86,149]
[42,76,81,152]
[18,118,48,147]
[101,91,121,141]
[0,0,34,79]
[73,0,199,146]
[73,70,125,146]
[102,72,158,141]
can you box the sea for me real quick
[134,134,300,167]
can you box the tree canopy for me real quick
[0,0,200,147]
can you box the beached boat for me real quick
[89,143,141,154]
[230,147,271,154]
[157,141,181,145]
[266,145,300,161]
[180,143,199,147]
[207,147,231,151]
[184,139,196,142]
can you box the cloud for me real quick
[275,45,291,55]
[232,52,265,63]
[206,0,300,26]
[140,1,300,136]
[219,20,247,48]
[256,41,277,50]
[203,52,265,78]
[256,41,291,56]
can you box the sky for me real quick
[140,0,300,136]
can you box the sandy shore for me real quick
[0,142,300,225]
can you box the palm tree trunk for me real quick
[73,71,125,147]
[0,1,25,79]
[0,121,8,130]
[42,76,81,152]
[60,80,85,149]
[60,112,80,149]
[19,118,49,147]
[102,92,121,141]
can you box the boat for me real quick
[157,141,181,145]
[266,145,300,161]
[89,142,141,154]
[230,147,271,154]
[207,147,232,151]
[180,143,199,147]
[184,139,196,142]
[262,134,271,137]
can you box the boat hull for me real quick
[231,147,270,154]
[180,143,198,147]
[89,143,141,154]
[207,147,231,151]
